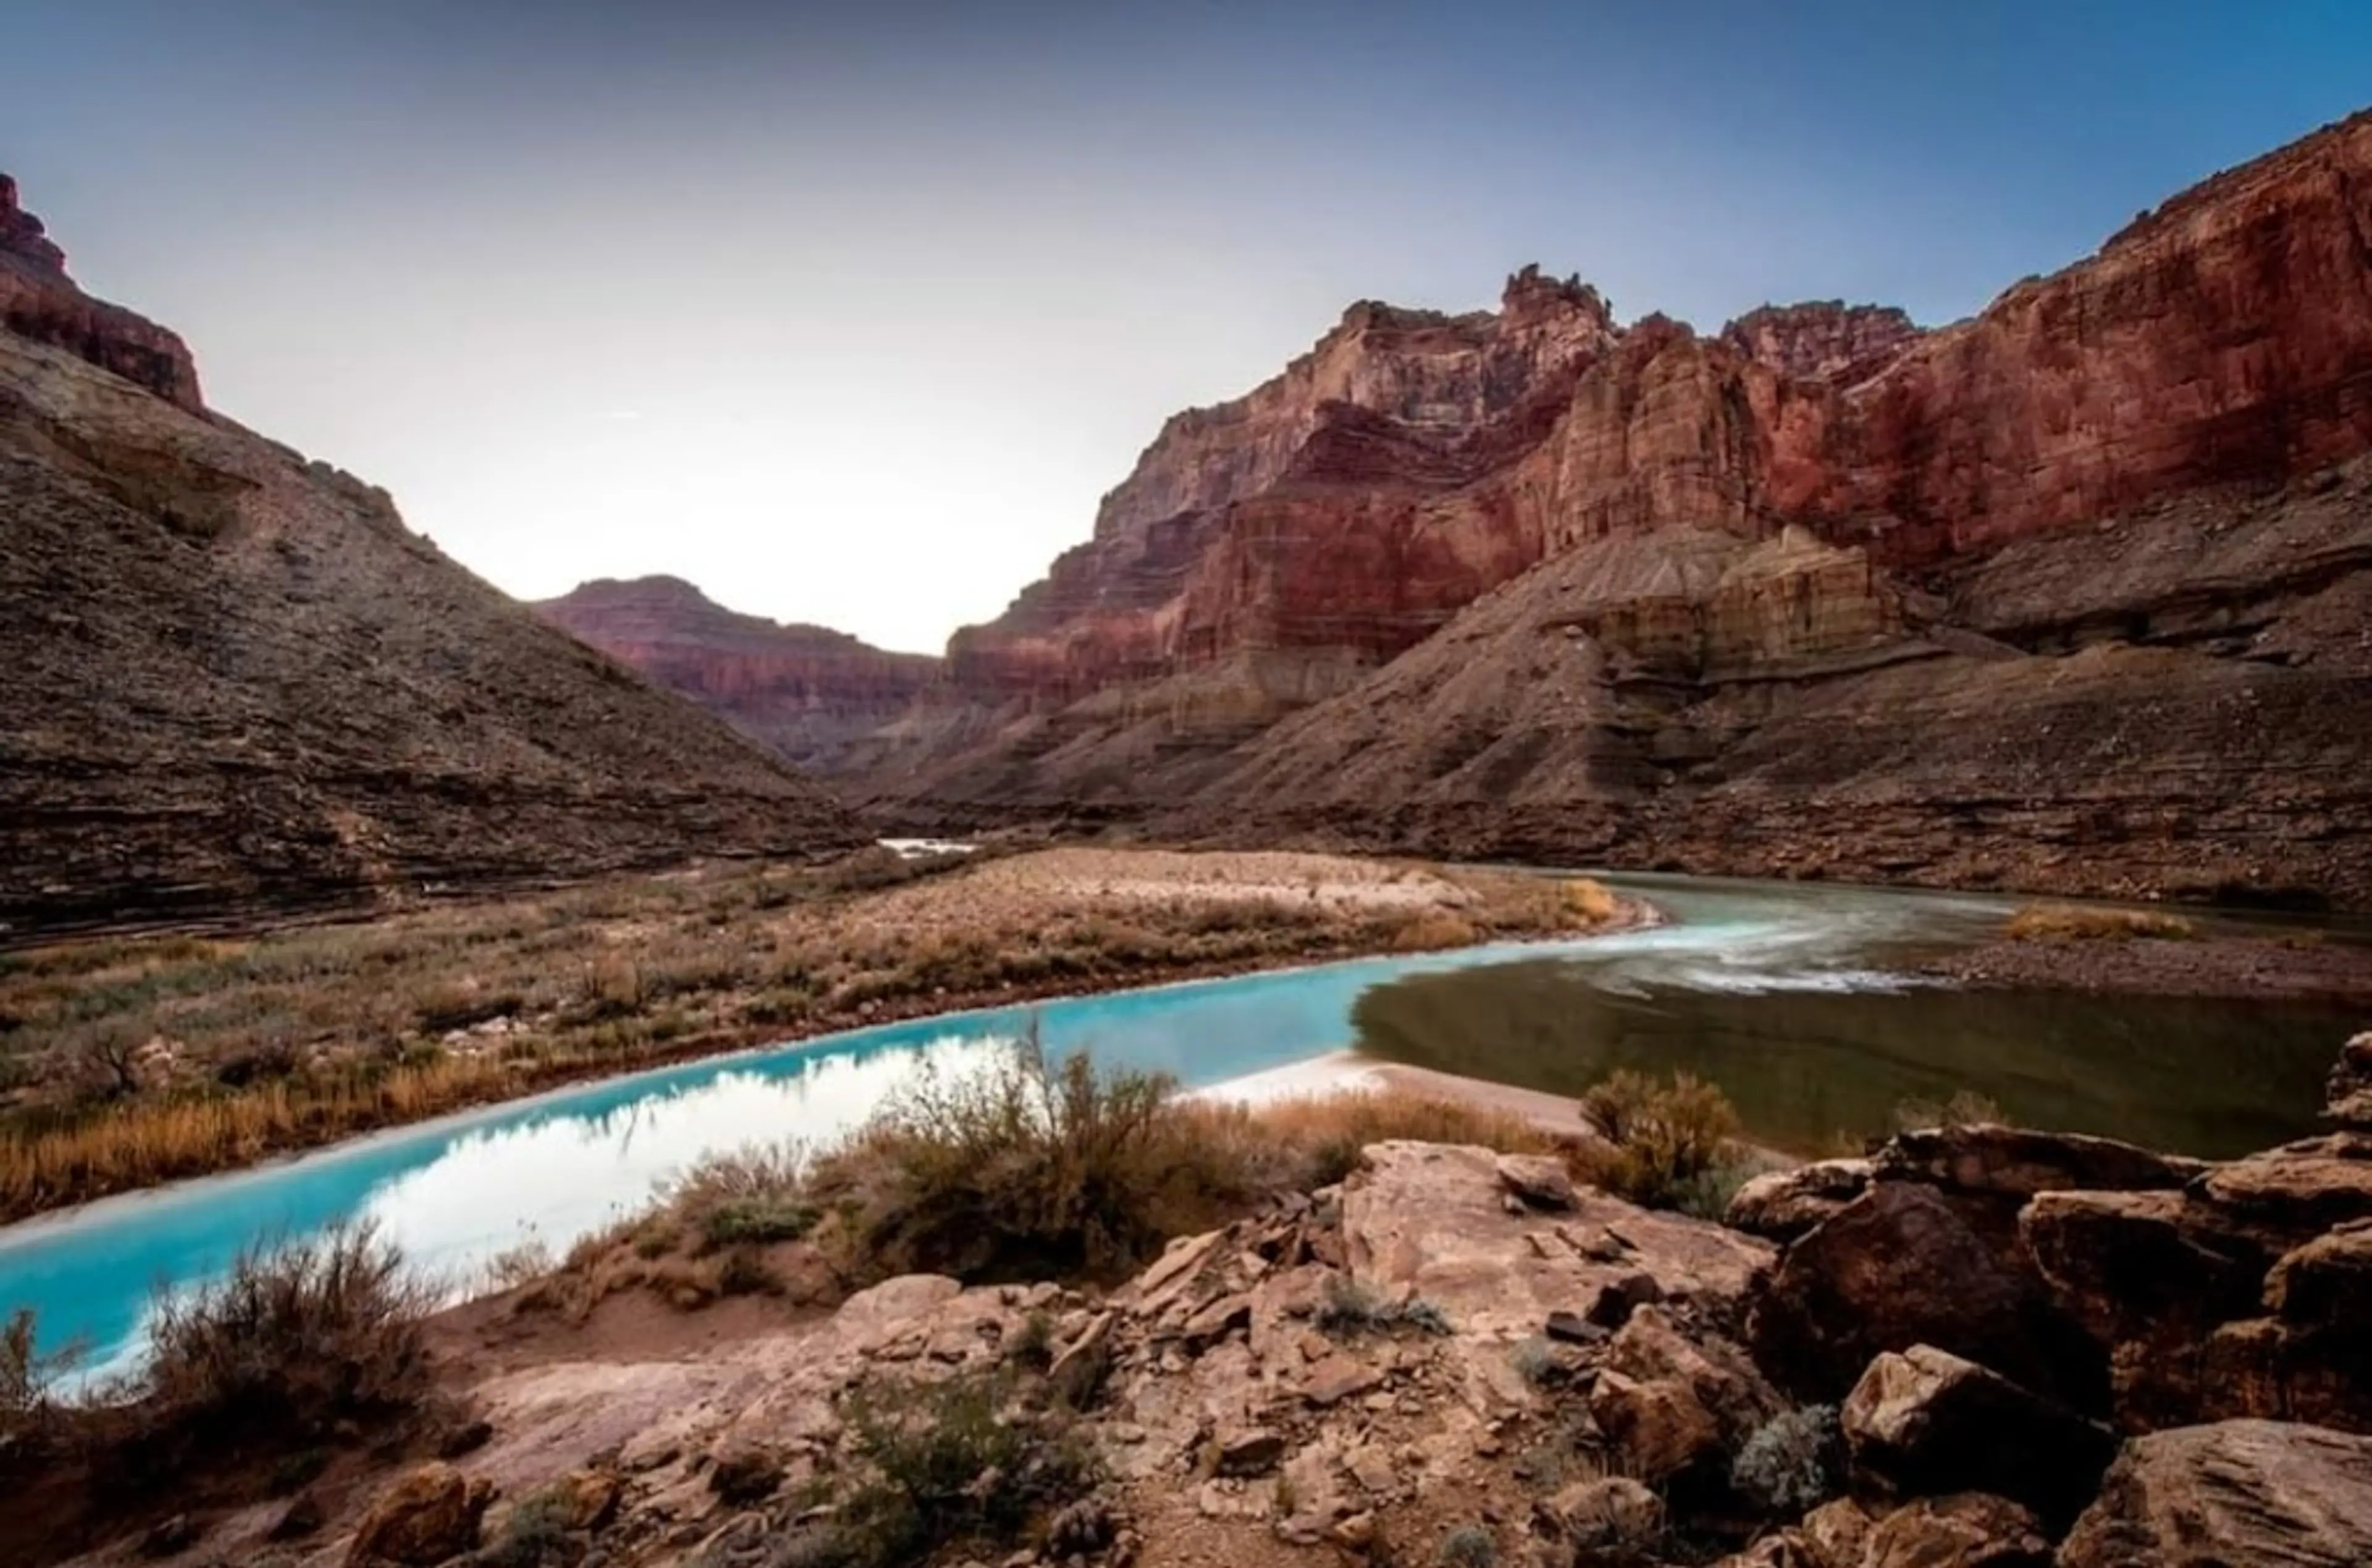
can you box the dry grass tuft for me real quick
[2003,903,2195,942]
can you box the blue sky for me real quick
[8,2,2368,651]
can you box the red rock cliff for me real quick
[0,174,202,410]
[535,576,941,773]
[940,109,2372,715]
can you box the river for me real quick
[0,871,2357,1377]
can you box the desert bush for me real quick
[1893,1088,2004,1132]
[1439,1523,1498,1568]
[1579,1070,1743,1210]
[1315,1274,1451,1338]
[809,1038,1266,1283]
[1562,878,1620,925]
[2003,903,2194,942]
[141,1222,434,1448]
[1,1307,82,1448]
[785,1369,1101,1568]
[477,1486,581,1568]
[1730,1403,1841,1514]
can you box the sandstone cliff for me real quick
[861,111,2372,909]
[0,174,200,411]
[534,576,940,772]
[0,178,867,935]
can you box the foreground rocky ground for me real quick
[64,1031,2372,1568]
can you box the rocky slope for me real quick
[862,111,2372,909]
[533,577,941,772]
[0,178,868,936]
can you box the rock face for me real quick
[534,576,940,773]
[0,175,200,409]
[858,112,2372,910]
[0,178,868,934]
[2058,1420,2372,1568]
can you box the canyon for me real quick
[771,109,2370,910]
[532,577,938,773]
[0,178,867,936]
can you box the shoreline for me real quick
[0,853,1655,1229]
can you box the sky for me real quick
[7,2,2370,654]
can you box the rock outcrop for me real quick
[856,111,2372,910]
[0,175,200,410]
[533,576,940,773]
[0,177,868,934]
[2058,1420,2372,1568]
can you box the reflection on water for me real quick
[0,931,1612,1376]
[1355,874,2356,1159]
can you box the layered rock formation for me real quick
[0,174,200,410]
[534,576,940,772]
[0,177,867,934]
[862,111,2372,908]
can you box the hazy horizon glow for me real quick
[9,1,2370,653]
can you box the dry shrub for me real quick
[1391,912,1479,952]
[1251,1087,1556,1188]
[1579,1070,1743,1212]
[1561,878,1620,926]
[2003,903,2195,942]
[141,1222,434,1450]
[810,1040,1267,1283]
[1,1307,81,1451]
[1893,1088,2004,1132]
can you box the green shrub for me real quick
[1440,1523,1497,1568]
[785,1369,1101,1568]
[698,1197,819,1251]
[1579,1070,1743,1210]
[1731,1403,1841,1514]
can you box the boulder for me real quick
[2324,1033,2372,1131]
[1726,1160,1872,1244]
[1497,1152,1576,1210]
[345,1463,495,1567]
[1748,1182,2097,1407]
[2059,1419,2372,1567]
[1535,1475,1665,1554]
[1840,1344,2116,1527]
[2195,1134,2372,1252]
[1874,1126,2203,1199]
[1216,1427,1286,1477]
[1857,1494,2049,1567]
[1340,1142,1771,1338]
[2020,1189,2268,1350]
[1715,1495,2049,1568]
[2266,1218,2372,1330]
[1589,1306,1783,1483]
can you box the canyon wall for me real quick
[0,174,201,411]
[534,576,940,772]
[862,109,2372,908]
[0,177,867,935]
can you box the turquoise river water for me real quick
[1,872,2359,1378]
